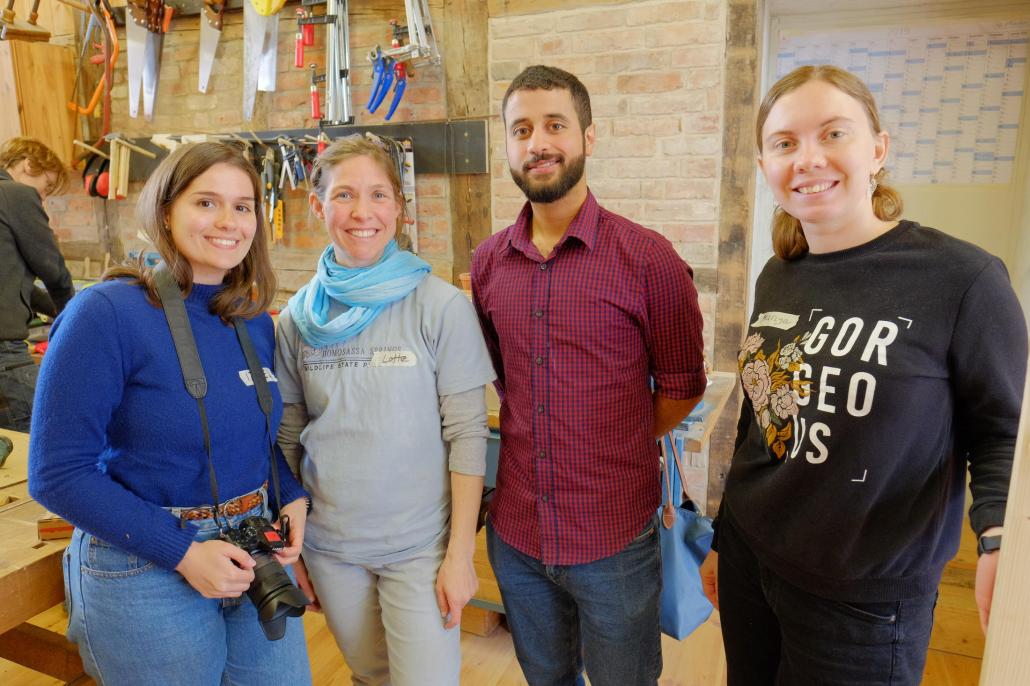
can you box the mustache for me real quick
[523,154,563,171]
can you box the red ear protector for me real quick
[82,154,110,198]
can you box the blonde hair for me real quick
[756,65,903,260]
[0,137,68,196]
[310,136,410,248]
[105,142,276,320]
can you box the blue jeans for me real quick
[717,514,937,686]
[486,518,662,686]
[0,340,37,432]
[64,501,312,686]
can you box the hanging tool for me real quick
[384,61,407,121]
[243,0,284,120]
[309,63,321,120]
[1,0,50,42]
[299,0,353,125]
[198,0,225,93]
[382,0,440,65]
[126,0,172,120]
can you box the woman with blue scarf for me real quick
[275,136,496,685]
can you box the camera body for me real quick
[222,515,308,641]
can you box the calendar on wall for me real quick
[775,21,1029,184]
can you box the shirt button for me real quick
[537,404,545,414]
[539,263,548,271]
[534,310,544,318]
[538,450,546,459]
[542,494,549,502]
[535,356,544,365]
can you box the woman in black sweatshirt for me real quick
[701,65,1027,686]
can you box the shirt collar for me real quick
[504,190,601,258]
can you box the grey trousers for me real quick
[302,536,461,686]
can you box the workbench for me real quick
[0,429,88,683]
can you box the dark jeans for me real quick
[718,515,937,686]
[0,340,37,432]
[486,518,662,686]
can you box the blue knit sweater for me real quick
[29,279,306,570]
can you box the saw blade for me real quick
[124,10,147,118]
[242,2,264,120]
[198,10,220,93]
[258,12,278,93]
[142,31,163,120]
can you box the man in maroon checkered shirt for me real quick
[471,65,707,686]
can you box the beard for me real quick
[509,151,586,204]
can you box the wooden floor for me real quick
[1,524,984,685]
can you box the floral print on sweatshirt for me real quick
[738,332,811,460]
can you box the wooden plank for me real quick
[0,43,23,145]
[980,363,1030,684]
[9,41,78,166]
[0,429,29,494]
[460,605,501,636]
[679,371,736,452]
[0,499,68,636]
[443,0,492,285]
[0,624,84,682]
[487,0,627,17]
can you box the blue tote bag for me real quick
[658,434,714,640]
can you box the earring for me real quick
[868,174,878,196]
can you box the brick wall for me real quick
[488,0,730,509]
[45,2,453,300]
[489,0,726,359]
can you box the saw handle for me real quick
[310,64,321,120]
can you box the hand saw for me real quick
[242,0,284,120]
[198,0,225,93]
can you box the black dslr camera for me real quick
[222,515,309,641]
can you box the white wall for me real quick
[751,0,1030,319]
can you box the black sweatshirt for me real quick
[722,220,1027,602]
[0,169,74,341]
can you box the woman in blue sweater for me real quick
[29,142,311,685]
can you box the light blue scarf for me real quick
[288,241,431,347]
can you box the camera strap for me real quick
[153,264,285,532]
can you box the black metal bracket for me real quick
[123,119,488,181]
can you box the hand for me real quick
[293,556,322,613]
[175,540,256,598]
[700,550,719,611]
[435,550,478,629]
[975,549,1000,634]
[274,497,308,567]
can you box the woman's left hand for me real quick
[975,546,1001,634]
[435,550,478,630]
[274,496,308,566]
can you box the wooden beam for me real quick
[487,0,627,17]
[0,499,68,636]
[444,0,492,285]
[708,0,760,514]
[980,362,1030,684]
[0,623,87,682]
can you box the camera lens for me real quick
[247,551,308,641]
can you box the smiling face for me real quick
[165,162,258,285]
[504,88,595,204]
[758,79,889,244]
[309,154,401,268]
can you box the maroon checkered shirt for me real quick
[471,192,706,565]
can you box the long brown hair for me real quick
[756,65,903,260]
[105,142,275,320]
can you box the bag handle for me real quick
[660,433,689,530]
